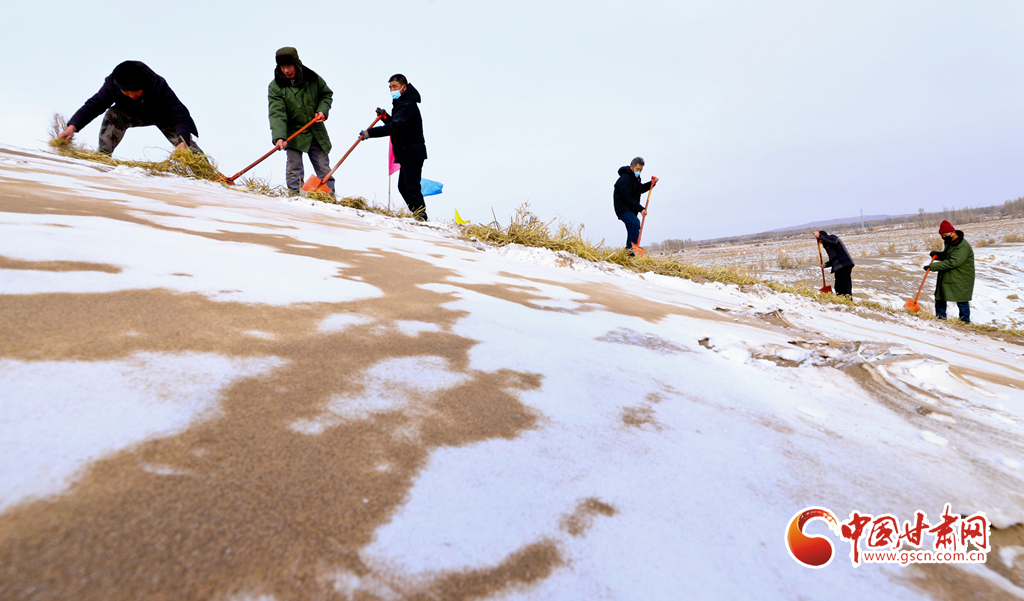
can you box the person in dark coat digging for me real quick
[613,157,658,255]
[57,61,203,155]
[361,74,429,221]
[927,220,975,323]
[814,230,855,297]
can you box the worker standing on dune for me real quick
[927,220,975,323]
[268,47,334,196]
[814,230,855,297]
[361,74,429,221]
[613,157,658,255]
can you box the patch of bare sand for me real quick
[987,523,1024,589]
[0,235,564,599]
[950,365,1024,391]
[596,327,690,355]
[901,564,1022,600]
[559,498,618,537]
[620,406,663,431]
[0,254,121,273]
[459,273,730,325]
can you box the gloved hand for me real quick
[923,265,932,271]
[359,130,369,140]
[375,107,389,118]
[929,251,939,259]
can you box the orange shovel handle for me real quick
[912,259,935,303]
[318,114,384,184]
[224,114,324,183]
[636,185,654,247]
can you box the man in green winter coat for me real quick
[926,220,975,323]
[268,47,334,195]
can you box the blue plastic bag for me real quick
[420,178,443,197]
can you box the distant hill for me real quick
[770,214,915,233]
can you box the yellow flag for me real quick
[455,208,470,225]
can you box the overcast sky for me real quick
[2,1,1021,243]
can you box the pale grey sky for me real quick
[2,0,1021,243]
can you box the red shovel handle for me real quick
[223,114,324,184]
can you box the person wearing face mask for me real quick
[268,47,334,196]
[926,220,975,323]
[56,61,203,155]
[359,74,428,221]
[613,157,658,255]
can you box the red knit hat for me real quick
[938,220,955,234]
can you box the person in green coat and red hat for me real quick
[926,220,975,323]
[268,47,334,195]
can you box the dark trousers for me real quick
[618,211,641,248]
[936,301,970,323]
[98,107,204,155]
[833,266,853,297]
[397,159,427,220]
[285,139,333,195]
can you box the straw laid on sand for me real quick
[47,113,223,183]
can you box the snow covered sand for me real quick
[679,219,1024,329]
[2,144,1024,600]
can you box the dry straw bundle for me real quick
[464,204,759,285]
[48,113,223,182]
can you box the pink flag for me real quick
[388,140,400,175]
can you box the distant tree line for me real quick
[651,196,1024,250]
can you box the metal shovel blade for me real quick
[300,175,331,194]
[903,298,922,313]
[819,285,832,294]
[630,243,646,257]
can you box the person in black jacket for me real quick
[361,74,428,221]
[814,230,855,297]
[613,157,658,254]
[56,61,203,155]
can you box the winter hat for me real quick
[112,61,147,91]
[818,230,828,236]
[275,47,298,66]
[938,220,955,234]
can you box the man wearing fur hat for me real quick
[269,47,334,195]
[927,220,975,323]
[57,61,203,155]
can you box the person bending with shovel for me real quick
[269,47,334,196]
[613,157,658,256]
[814,230,855,297]
[926,220,975,323]
[360,74,429,221]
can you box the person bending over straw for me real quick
[57,61,203,156]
